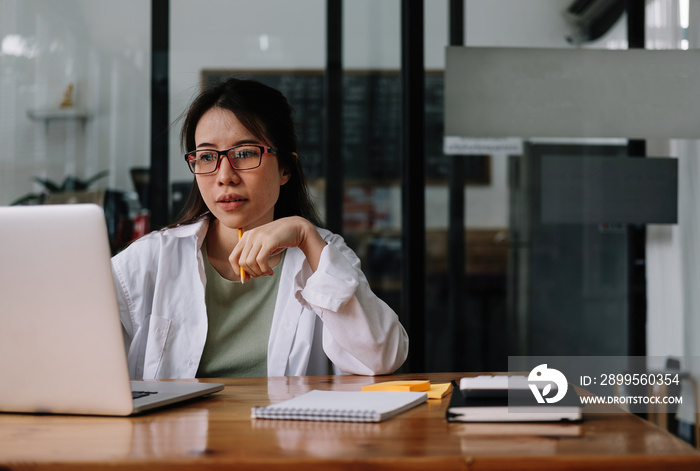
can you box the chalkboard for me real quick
[202,70,489,183]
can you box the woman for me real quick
[111,78,408,379]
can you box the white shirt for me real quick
[111,218,408,379]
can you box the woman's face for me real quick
[194,107,289,232]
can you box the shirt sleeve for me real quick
[293,234,408,375]
[294,242,359,312]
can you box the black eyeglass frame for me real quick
[184,145,278,174]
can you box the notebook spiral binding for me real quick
[251,407,379,422]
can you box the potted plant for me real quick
[11,170,109,205]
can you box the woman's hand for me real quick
[229,216,326,280]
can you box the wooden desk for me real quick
[1,372,699,470]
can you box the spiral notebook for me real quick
[251,390,427,422]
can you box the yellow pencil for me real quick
[238,228,245,284]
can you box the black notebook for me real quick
[446,381,582,423]
[252,390,427,423]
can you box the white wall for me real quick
[0,0,150,206]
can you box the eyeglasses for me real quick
[184,145,277,174]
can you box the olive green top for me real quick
[196,246,284,377]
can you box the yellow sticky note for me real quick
[427,382,452,400]
[361,380,431,392]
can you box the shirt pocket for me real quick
[143,315,171,378]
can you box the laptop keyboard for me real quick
[132,390,159,400]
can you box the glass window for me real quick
[1,0,150,251]
[2,0,688,378]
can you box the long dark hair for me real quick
[170,78,322,228]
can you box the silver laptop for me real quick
[0,204,223,416]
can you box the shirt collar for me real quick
[166,216,210,241]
